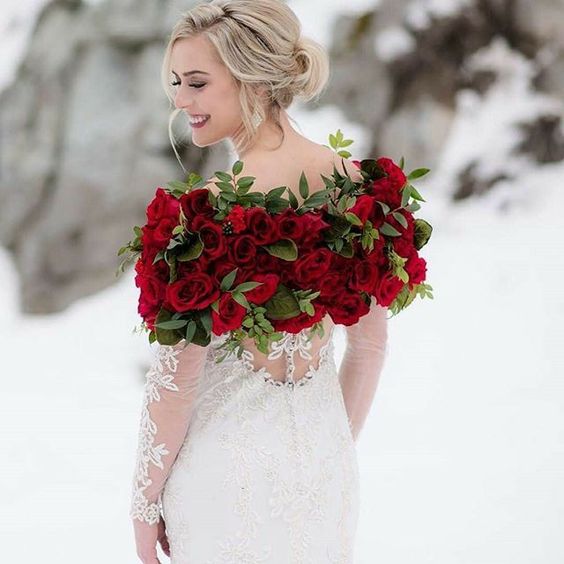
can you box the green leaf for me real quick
[152,250,165,265]
[200,309,212,334]
[231,291,250,309]
[413,218,433,250]
[401,184,412,208]
[299,171,309,199]
[214,171,232,182]
[329,133,337,150]
[266,186,287,199]
[220,267,239,291]
[236,176,255,189]
[166,180,188,192]
[154,309,182,345]
[232,160,244,176]
[216,181,235,192]
[344,212,363,226]
[409,184,426,202]
[220,191,238,202]
[287,188,299,209]
[380,222,402,237]
[177,234,203,261]
[233,280,264,293]
[336,240,354,257]
[407,168,430,180]
[392,211,408,229]
[399,156,405,170]
[263,238,298,261]
[302,188,332,208]
[263,284,301,320]
[185,320,197,343]
[155,319,188,329]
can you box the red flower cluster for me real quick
[130,156,430,345]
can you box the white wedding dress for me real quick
[130,304,388,564]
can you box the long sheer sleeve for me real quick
[129,340,209,525]
[338,298,389,443]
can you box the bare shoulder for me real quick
[202,144,362,196]
[315,146,363,184]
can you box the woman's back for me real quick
[205,143,362,384]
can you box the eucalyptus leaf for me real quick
[263,284,301,320]
[299,171,309,199]
[232,160,244,176]
[220,267,238,291]
[214,171,232,182]
[380,222,402,237]
[407,168,430,180]
[263,239,298,261]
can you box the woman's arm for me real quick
[338,298,389,442]
[129,340,208,525]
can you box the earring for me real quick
[251,109,263,129]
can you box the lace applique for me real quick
[129,345,181,525]
[238,326,335,389]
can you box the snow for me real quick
[1,1,563,563]
[374,26,416,61]
[406,0,472,29]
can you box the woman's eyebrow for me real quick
[172,70,211,77]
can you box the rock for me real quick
[0,0,226,313]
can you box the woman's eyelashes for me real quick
[171,80,206,89]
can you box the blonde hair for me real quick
[161,0,331,167]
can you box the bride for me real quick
[130,1,389,562]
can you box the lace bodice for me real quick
[210,320,335,389]
[129,302,388,528]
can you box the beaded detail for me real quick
[237,326,335,389]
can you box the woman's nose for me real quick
[174,90,193,110]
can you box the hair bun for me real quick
[291,36,330,102]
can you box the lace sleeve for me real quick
[338,298,389,442]
[129,340,208,525]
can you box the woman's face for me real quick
[169,35,243,148]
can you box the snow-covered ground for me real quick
[1,1,563,563]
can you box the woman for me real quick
[130,1,389,562]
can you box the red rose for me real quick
[274,207,304,241]
[211,292,247,335]
[295,212,331,248]
[255,249,281,273]
[271,302,327,333]
[348,195,374,224]
[327,291,371,326]
[388,208,415,241]
[318,269,347,299]
[294,248,333,287]
[225,204,247,234]
[245,207,279,244]
[165,272,219,312]
[368,157,407,209]
[374,271,403,307]
[191,215,227,260]
[145,188,180,228]
[245,273,279,304]
[349,259,380,292]
[391,236,414,260]
[180,188,215,223]
[228,234,257,266]
[405,254,427,288]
